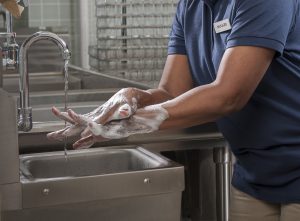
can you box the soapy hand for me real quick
[71,104,169,149]
[47,88,142,148]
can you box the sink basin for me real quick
[17,147,184,221]
[20,148,168,179]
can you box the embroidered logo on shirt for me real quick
[213,19,232,34]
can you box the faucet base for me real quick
[18,107,32,132]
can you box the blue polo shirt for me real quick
[168,0,300,203]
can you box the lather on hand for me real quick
[47,88,164,149]
[69,104,169,149]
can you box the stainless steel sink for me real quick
[20,148,168,179]
[12,147,184,221]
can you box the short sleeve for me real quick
[168,0,187,55]
[226,0,296,55]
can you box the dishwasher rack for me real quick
[89,0,178,87]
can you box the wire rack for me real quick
[89,0,177,87]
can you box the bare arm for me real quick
[160,46,275,129]
[131,54,194,107]
[49,46,275,148]
[47,54,194,148]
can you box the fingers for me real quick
[49,96,141,147]
[52,107,93,126]
[94,105,119,125]
[73,135,94,149]
[47,127,70,141]
[51,107,75,124]
[68,109,91,126]
[81,127,93,137]
[62,125,85,138]
[46,124,84,141]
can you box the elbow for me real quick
[218,92,249,116]
[211,79,253,116]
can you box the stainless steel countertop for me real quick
[19,122,226,154]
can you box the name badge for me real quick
[213,19,232,34]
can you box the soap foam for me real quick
[87,104,169,139]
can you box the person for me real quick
[48,0,300,220]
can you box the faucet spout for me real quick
[18,31,71,132]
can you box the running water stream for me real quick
[63,59,69,160]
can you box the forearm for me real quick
[158,47,275,130]
[159,83,238,130]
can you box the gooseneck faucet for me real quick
[18,31,71,132]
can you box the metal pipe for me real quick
[79,0,89,69]
[5,10,12,33]
[0,9,14,88]
[1,11,18,72]
[213,145,232,221]
[18,31,71,132]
